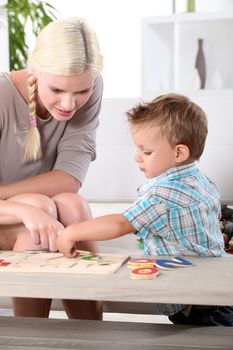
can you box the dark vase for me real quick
[195,38,206,89]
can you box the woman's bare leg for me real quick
[3,194,57,317]
[52,193,103,320]
[12,229,52,317]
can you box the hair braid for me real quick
[22,73,42,162]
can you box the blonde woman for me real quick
[0,17,103,319]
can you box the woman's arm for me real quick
[0,170,80,200]
[0,200,26,224]
[0,199,64,251]
[57,214,135,257]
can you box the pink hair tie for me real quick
[30,116,37,128]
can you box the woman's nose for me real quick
[61,96,76,110]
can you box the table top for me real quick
[0,254,233,306]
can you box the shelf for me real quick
[141,12,233,98]
[143,12,233,24]
[143,89,233,101]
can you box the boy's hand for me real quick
[57,230,77,258]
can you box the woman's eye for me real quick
[78,89,91,95]
[51,88,62,94]
[143,151,152,156]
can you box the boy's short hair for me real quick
[127,93,208,161]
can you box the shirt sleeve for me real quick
[123,196,168,238]
[54,75,103,185]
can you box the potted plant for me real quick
[6,0,57,70]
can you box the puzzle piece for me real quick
[0,261,11,267]
[155,257,192,270]
[130,266,159,280]
[172,256,193,267]
[127,258,156,269]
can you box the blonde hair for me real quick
[23,17,103,162]
[127,93,208,161]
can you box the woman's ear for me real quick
[28,62,39,79]
[174,144,190,163]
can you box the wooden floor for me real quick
[0,316,232,350]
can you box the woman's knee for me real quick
[8,194,58,219]
[53,193,98,252]
[52,193,92,225]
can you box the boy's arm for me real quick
[57,214,135,257]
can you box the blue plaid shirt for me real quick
[123,162,225,315]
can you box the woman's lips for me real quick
[55,107,73,117]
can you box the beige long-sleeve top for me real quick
[0,72,103,185]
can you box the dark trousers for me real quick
[169,306,233,326]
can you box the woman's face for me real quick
[36,70,97,121]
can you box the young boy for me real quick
[57,93,233,326]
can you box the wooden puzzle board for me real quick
[0,250,130,275]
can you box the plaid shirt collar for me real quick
[138,162,197,196]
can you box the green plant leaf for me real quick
[6,0,57,70]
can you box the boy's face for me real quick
[131,124,177,178]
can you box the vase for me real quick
[186,0,195,12]
[195,38,206,89]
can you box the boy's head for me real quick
[127,93,208,178]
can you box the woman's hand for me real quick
[22,207,64,252]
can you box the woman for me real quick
[0,17,103,319]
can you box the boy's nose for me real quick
[134,153,141,163]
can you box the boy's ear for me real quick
[174,144,190,163]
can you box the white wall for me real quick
[193,94,233,204]
[48,0,233,98]
[0,0,9,71]
[80,97,144,202]
[45,0,173,98]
